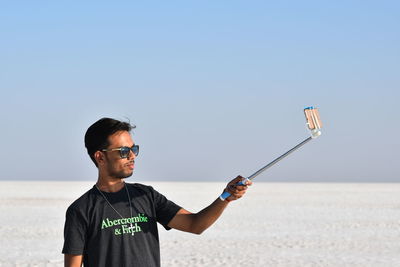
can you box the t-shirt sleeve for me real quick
[150,187,182,230]
[62,204,87,255]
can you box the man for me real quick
[63,118,251,267]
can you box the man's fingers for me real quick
[227,177,252,192]
[228,187,248,195]
[224,175,252,202]
[233,175,244,183]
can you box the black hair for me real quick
[84,118,136,166]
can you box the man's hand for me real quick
[168,175,252,234]
[223,175,252,202]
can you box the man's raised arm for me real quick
[167,176,251,234]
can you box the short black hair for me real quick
[84,118,136,166]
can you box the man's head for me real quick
[85,118,137,178]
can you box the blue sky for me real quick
[1,1,399,182]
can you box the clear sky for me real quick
[1,1,399,182]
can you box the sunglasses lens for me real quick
[120,147,130,158]
[133,145,139,156]
[119,146,139,158]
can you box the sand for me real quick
[0,181,399,267]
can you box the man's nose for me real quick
[127,149,136,160]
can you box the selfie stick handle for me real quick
[219,136,314,201]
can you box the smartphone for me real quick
[304,107,322,130]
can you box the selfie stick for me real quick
[219,107,323,201]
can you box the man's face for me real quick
[101,131,136,179]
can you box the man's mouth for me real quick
[125,161,135,169]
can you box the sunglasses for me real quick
[102,145,139,158]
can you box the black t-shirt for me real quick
[62,183,181,267]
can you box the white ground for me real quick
[0,181,399,267]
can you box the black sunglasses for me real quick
[102,145,139,158]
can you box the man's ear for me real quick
[94,151,105,166]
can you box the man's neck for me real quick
[96,177,125,193]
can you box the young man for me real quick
[62,118,251,267]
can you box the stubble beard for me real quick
[103,155,135,179]
[107,165,134,179]
[116,171,133,179]
[113,168,134,179]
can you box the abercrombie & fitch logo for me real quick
[101,213,148,236]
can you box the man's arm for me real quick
[167,176,251,234]
[64,254,83,267]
